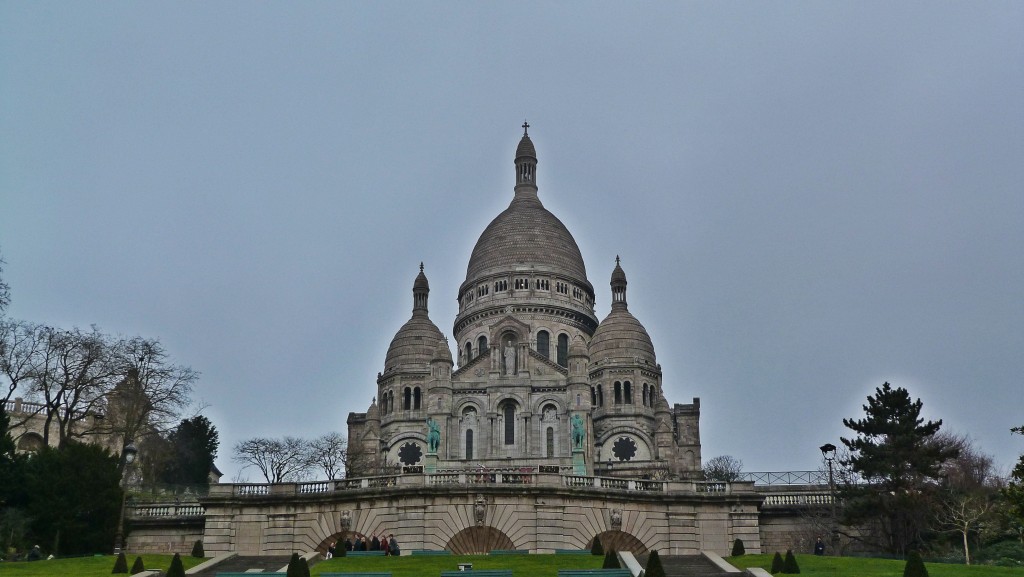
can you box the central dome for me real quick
[465,195,589,282]
[462,129,591,291]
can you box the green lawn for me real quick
[728,553,1024,577]
[0,554,207,576]
[313,553,604,576]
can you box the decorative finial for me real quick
[420,262,424,273]
[616,255,620,265]
[522,120,530,136]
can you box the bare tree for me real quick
[233,436,313,483]
[32,326,121,447]
[102,336,198,457]
[703,455,743,482]
[0,318,44,406]
[308,432,347,480]
[0,250,10,314]
[936,492,994,564]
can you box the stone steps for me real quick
[188,555,292,576]
[635,554,728,577]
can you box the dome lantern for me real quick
[514,121,538,193]
[611,255,627,310]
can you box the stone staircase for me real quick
[188,555,292,576]
[635,554,729,577]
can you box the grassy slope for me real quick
[0,554,206,576]
[728,553,1024,577]
[313,553,604,577]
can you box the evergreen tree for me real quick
[603,549,619,568]
[112,551,128,573]
[732,538,745,556]
[590,537,604,556]
[903,550,929,577]
[160,416,219,487]
[1003,426,1024,531]
[783,549,800,574]
[840,382,959,554]
[771,551,784,573]
[130,556,145,574]
[191,539,205,558]
[645,550,666,577]
[166,553,185,577]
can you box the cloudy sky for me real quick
[2,2,1021,481]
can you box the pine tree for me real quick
[645,550,666,577]
[841,382,959,553]
[130,556,145,575]
[112,551,128,573]
[590,537,604,556]
[732,538,745,556]
[191,539,205,558]
[783,549,800,574]
[771,551,784,573]
[166,553,185,577]
[603,549,619,568]
[903,550,929,577]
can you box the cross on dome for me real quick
[522,120,530,135]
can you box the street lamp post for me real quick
[819,443,838,548]
[114,441,138,555]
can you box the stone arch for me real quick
[532,394,566,415]
[589,530,648,554]
[446,526,515,554]
[16,432,44,454]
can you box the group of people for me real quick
[325,533,400,558]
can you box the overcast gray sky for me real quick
[2,2,1022,481]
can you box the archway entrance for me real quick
[446,526,515,554]
[589,530,648,554]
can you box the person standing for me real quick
[388,534,400,556]
[813,536,825,555]
[370,534,380,551]
[381,534,390,555]
[326,541,335,559]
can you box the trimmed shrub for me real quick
[166,553,186,577]
[603,549,619,568]
[783,549,800,574]
[191,539,204,558]
[771,551,785,573]
[732,538,745,556]
[130,556,145,575]
[903,550,929,577]
[645,550,666,577]
[112,551,128,574]
[591,537,604,556]
[286,552,301,577]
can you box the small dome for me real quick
[589,308,656,366]
[433,340,453,363]
[384,316,447,373]
[515,132,536,159]
[366,398,380,421]
[414,263,429,291]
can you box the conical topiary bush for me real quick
[771,551,784,573]
[903,550,929,577]
[166,553,185,577]
[732,538,745,556]
[112,551,128,574]
[191,539,205,558]
[130,556,145,575]
[603,549,619,568]
[591,537,604,556]
[286,552,301,577]
[783,549,800,574]
[645,550,666,577]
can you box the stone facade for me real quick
[348,127,701,481]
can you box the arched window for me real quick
[413,387,421,410]
[556,333,569,366]
[477,335,488,358]
[537,330,550,358]
[614,382,622,405]
[597,385,604,407]
[465,342,472,362]
[624,381,633,404]
[546,427,554,458]
[642,384,649,407]
[503,403,515,445]
[591,386,597,406]
[403,387,411,410]
[466,429,474,460]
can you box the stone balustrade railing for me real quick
[761,492,834,507]
[129,503,205,517]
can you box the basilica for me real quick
[348,127,702,480]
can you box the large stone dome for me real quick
[464,194,589,283]
[463,129,590,290]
